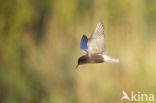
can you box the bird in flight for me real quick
[76,20,120,69]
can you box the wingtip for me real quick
[96,19,104,30]
[83,34,87,37]
[99,19,103,24]
[99,19,103,23]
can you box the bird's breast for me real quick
[88,54,104,63]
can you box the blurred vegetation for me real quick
[0,0,156,103]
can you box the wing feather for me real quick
[88,21,105,55]
[80,35,88,53]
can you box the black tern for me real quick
[76,20,120,69]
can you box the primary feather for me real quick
[87,21,105,55]
[80,35,88,53]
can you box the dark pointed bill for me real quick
[75,64,79,69]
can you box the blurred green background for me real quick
[0,0,156,103]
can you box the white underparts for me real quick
[103,54,120,63]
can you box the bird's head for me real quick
[75,56,88,69]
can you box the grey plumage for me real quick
[88,20,105,55]
[76,20,120,69]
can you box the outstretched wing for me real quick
[80,35,88,53]
[88,21,105,55]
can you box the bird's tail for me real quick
[103,55,120,63]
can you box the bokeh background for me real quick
[0,0,156,103]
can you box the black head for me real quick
[75,55,88,69]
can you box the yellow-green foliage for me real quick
[0,0,156,103]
